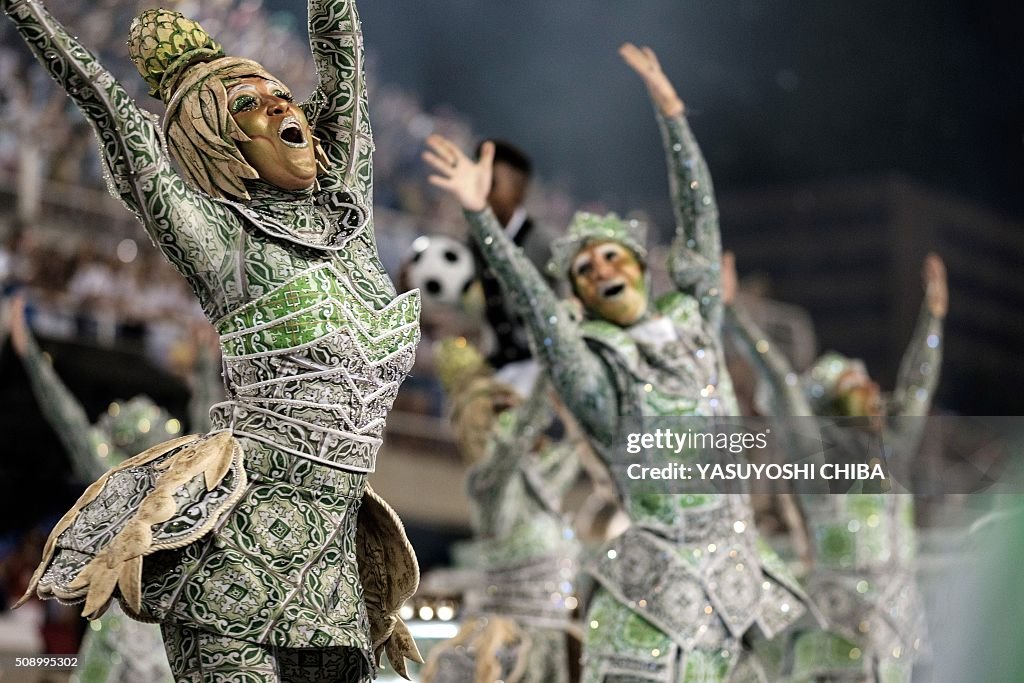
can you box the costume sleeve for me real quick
[465,208,620,445]
[891,303,943,418]
[726,304,824,502]
[466,390,546,537]
[470,380,549,495]
[726,305,813,417]
[305,0,372,206]
[18,325,105,481]
[541,440,584,503]
[3,0,239,293]
[879,304,942,489]
[659,113,723,328]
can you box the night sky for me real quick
[270,0,1023,226]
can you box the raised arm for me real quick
[722,254,813,417]
[306,0,372,203]
[890,254,946,419]
[622,44,722,325]
[2,0,239,308]
[425,136,621,445]
[466,381,550,534]
[8,298,105,481]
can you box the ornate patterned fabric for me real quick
[578,294,811,683]
[463,111,815,682]
[727,303,943,681]
[4,0,421,678]
[15,324,187,681]
[160,623,372,683]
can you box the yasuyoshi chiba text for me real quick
[626,462,887,482]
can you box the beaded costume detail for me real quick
[463,111,815,682]
[727,301,942,682]
[5,0,422,677]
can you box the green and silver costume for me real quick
[5,0,421,680]
[17,329,184,484]
[16,322,196,683]
[425,352,581,683]
[463,110,814,682]
[727,298,943,682]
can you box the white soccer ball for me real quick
[405,235,477,307]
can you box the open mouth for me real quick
[278,116,308,148]
[600,282,626,299]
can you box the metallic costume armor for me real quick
[462,109,815,682]
[4,0,421,679]
[727,297,943,682]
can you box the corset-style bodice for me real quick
[630,314,731,417]
[585,298,741,535]
[581,297,813,653]
[213,262,420,473]
[804,493,916,573]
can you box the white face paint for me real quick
[571,240,647,326]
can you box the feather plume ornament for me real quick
[18,431,246,620]
[421,616,531,683]
[358,486,424,678]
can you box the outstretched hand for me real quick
[423,135,493,212]
[721,251,738,306]
[923,252,948,319]
[620,43,684,118]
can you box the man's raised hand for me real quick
[423,135,493,213]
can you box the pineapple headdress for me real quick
[127,9,326,200]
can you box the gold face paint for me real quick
[836,369,883,417]
[228,76,317,191]
[571,240,647,327]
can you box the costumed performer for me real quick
[3,0,422,679]
[422,43,817,682]
[421,339,582,683]
[724,252,946,682]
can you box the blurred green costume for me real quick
[727,293,943,682]
[463,107,815,681]
[424,345,581,683]
[16,322,193,683]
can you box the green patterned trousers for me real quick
[161,624,372,682]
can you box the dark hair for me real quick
[476,139,532,177]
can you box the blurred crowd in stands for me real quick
[0,2,580,385]
[1,232,203,369]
